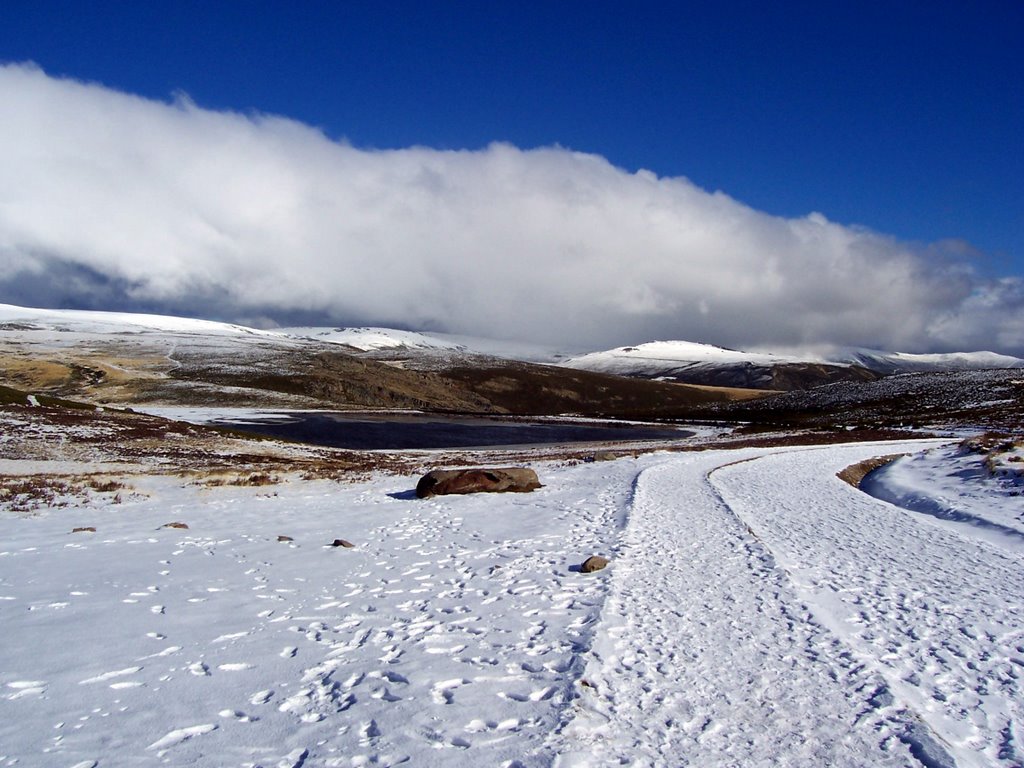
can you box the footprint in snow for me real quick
[359,719,381,745]
[249,688,273,705]
[278,747,309,768]
[6,680,47,699]
[431,678,469,704]
[219,708,258,722]
[146,723,217,752]
[79,667,142,685]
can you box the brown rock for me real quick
[580,555,609,573]
[277,535,294,542]
[71,526,96,533]
[161,522,189,529]
[415,467,541,498]
[331,538,355,548]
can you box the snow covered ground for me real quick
[2,439,1022,767]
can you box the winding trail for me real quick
[557,441,1023,768]
[711,444,1024,768]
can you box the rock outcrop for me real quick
[579,555,609,573]
[415,467,541,498]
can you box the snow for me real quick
[3,303,1019,374]
[0,303,282,338]
[564,340,1024,379]
[280,327,576,363]
[562,340,796,377]
[827,348,1024,374]
[861,443,1024,550]
[280,327,469,353]
[2,439,1023,766]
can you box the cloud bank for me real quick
[1,63,1021,354]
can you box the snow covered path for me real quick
[558,447,932,767]
[712,445,1024,768]
[3,439,1023,767]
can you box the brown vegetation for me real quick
[837,454,906,488]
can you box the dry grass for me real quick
[683,383,780,401]
[0,476,78,513]
[0,356,73,389]
[0,473,126,513]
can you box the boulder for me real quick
[580,555,609,573]
[415,467,541,498]
[331,538,355,548]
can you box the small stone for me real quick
[71,526,96,533]
[331,539,355,548]
[277,535,294,542]
[580,555,609,573]
[161,522,189,529]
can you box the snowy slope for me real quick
[3,439,1022,766]
[828,347,1024,374]
[862,442,1024,546]
[0,303,283,339]
[562,340,799,378]
[280,326,469,353]
[564,340,1024,381]
[280,326,574,364]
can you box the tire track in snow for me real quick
[556,452,917,767]
[710,443,1024,768]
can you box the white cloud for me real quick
[1,63,1021,354]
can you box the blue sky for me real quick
[0,1,1022,351]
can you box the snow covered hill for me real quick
[0,302,284,339]
[280,326,576,364]
[0,305,734,415]
[563,340,1024,390]
[827,347,1024,374]
[281,326,470,354]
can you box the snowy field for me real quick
[2,439,1022,767]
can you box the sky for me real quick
[0,1,1021,353]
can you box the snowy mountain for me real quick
[281,326,469,353]
[826,347,1024,374]
[3,302,1020,406]
[280,326,575,364]
[0,305,734,415]
[0,302,285,339]
[563,340,1024,390]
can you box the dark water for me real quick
[212,412,692,450]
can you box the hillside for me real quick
[562,340,1023,390]
[0,305,738,417]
